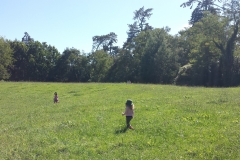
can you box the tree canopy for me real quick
[0,37,13,80]
[1,2,240,87]
[181,0,223,24]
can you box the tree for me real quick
[9,40,28,81]
[140,28,179,83]
[108,30,153,83]
[92,32,118,56]
[42,42,61,81]
[214,0,240,86]
[25,41,58,81]
[124,6,153,48]
[129,31,151,82]
[88,50,113,82]
[133,7,153,31]
[180,0,240,86]
[175,8,240,86]
[181,0,222,24]
[9,40,60,81]
[0,37,13,80]
[54,48,87,82]
[107,49,135,82]
[178,19,222,86]
[72,52,91,82]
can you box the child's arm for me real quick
[122,107,127,116]
[122,108,127,116]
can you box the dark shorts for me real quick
[126,116,133,127]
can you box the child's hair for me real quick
[128,104,134,110]
[54,92,57,95]
[126,99,134,110]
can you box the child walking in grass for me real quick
[54,92,59,103]
[122,99,134,129]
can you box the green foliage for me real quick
[0,37,13,80]
[141,28,179,83]
[125,31,151,82]
[92,32,118,56]
[124,7,153,49]
[106,49,135,82]
[3,4,240,86]
[176,13,230,86]
[26,41,52,81]
[55,48,89,82]
[180,1,240,86]
[181,0,222,24]
[0,82,240,159]
[89,50,113,82]
[9,40,61,81]
[9,40,28,81]
[42,43,61,81]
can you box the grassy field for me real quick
[0,82,239,159]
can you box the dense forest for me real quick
[1,0,240,86]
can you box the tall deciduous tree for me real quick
[175,14,223,86]
[140,28,179,83]
[0,37,13,80]
[54,48,85,82]
[181,0,222,24]
[88,50,113,82]
[92,32,118,56]
[9,40,28,81]
[124,6,153,49]
[42,42,61,81]
[214,0,240,86]
[107,49,136,82]
[26,41,58,81]
[10,40,60,81]
[180,0,240,86]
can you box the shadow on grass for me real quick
[115,127,128,134]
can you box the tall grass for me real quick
[0,82,239,159]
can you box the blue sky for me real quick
[1,0,193,53]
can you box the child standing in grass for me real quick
[54,92,59,103]
[122,99,134,129]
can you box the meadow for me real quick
[0,82,239,159]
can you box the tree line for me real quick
[0,0,240,87]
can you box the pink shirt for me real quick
[54,95,58,101]
[124,107,134,116]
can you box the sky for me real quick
[1,0,193,53]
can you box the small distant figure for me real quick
[122,99,135,129]
[54,92,59,103]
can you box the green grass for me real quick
[0,82,239,159]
